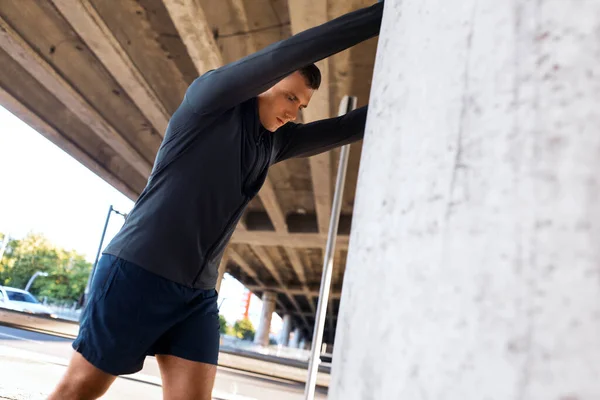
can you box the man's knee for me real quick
[49,352,116,400]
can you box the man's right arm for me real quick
[184,2,383,115]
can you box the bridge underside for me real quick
[0,0,378,343]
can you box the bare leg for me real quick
[157,354,217,400]
[48,351,117,400]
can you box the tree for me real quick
[0,232,92,303]
[233,318,255,341]
[218,314,228,335]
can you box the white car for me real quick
[0,286,57,318]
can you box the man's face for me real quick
[257,71,314,132]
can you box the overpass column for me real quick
[253,291,276,346]
[279,314,293,346]
[330,1,600,399]
[290,327,302,348]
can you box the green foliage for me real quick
[226,324,236,336]
[233,318,255,341]
[0,232,92,304]
[218,314,228,334]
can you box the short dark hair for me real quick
[298,64,321,90]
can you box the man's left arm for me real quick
[271,106,368,164]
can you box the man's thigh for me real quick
[157,354,217,400]
[150,288,221,365]
[151,288,220,399]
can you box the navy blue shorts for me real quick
[73,254,220,376]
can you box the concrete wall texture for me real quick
[329,1,600,399]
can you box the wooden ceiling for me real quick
[0,0,379,343]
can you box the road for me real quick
[0,325,328,399]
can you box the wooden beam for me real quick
[0,86,139,201]
[0,17,152,177]
[231,230,348,249]
[162,0,222,74]
[50,0,169,136]
[288,0,333,235]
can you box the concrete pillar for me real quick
[253,291,276,346]
[290,327,302,348]
[279,314,293,346]
[330,1,600,399]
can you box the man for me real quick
[50,2,383,399]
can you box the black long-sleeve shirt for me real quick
[103,3,383,289]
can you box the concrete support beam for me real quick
[0,16,152,177]
[288,0,333,235]
[284,247,307,285]
[0,86,139,201]
[254,291,277,346]
[284,247,315,314]
[162,0,222,74]
[50,0,169,135]
[245,284,341,299]
[231,230,348,249]
[330,1,600,399]
[279,314,293,346]
[229,248,262,284]
[257,177,288,232]
[251,246,284,284]
[222,3,291,241]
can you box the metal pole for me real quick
[83,205,114,308]
[304,95,358,400]
[25,271,48,292]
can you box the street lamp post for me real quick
[25,271,49,292]
[82,205,127,309]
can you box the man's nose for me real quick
[285,109,297,122]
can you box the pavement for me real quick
[0,325,328,399]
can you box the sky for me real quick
[0,105,281,334]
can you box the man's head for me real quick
[257,64,321,132]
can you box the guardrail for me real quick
[0,308,79,338]
[0,309,330,387]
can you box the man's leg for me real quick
[157,354,217,400]
[54,255,187,398]
[48,352,116,400]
